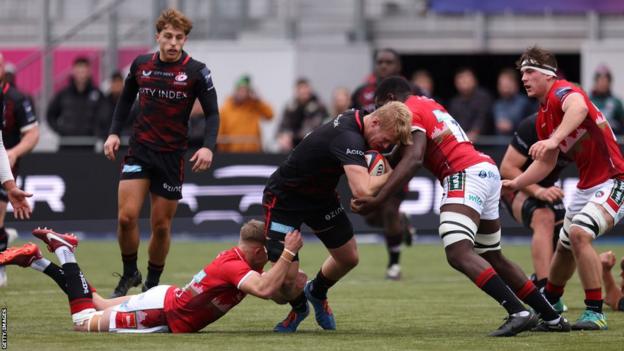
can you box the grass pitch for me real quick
[2,239,624,351]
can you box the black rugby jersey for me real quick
[0,82,7,129]
[110,51,219,152]
[510,113,571,187]
[265,109,369,210]
[1,83,37,149]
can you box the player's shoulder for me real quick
[5,85,26,101]
[186,56,208,71]
[133,53,155,65]
[550,79,583,102]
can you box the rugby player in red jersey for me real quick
[503,46,624,330]
[104,9,220,297]
[0,221,303,333]
[352,76,569,336]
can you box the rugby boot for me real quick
[488,311,538,337]
[571,310,607,330]
[0,243,42,267]
[32,227,79,253]
[110,271,143,298]
[274,303,310,333]
[532,316,571,332]
[304,281,336,330]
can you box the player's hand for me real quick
[104,134,121,161]
[351,196,380,215]
[501,179,518,192]
[7,149,17,168]
[7,186,32,220]
[529,138,558,160]
[599,250,616,271]
[284,229,303,253]
[190,147,213,172]
[534,186,564,203]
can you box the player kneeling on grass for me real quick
[352,76,570,336]
[0,221,303,333]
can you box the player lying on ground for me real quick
[0,221,303,333]
[352,76,569,336]
[600,251,624,312]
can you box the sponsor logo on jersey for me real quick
[333,115,342,127]
[606,179,624,212]
[142,70,152,77]
[468,194,483,206]
[324,206,345,221]
[346,148,364,156]
[447,171,465,198]
[554,87,572,101]
[478,171,487,178]
[175,73,188,82]
[122,164,142,173]
[139,87,188,100]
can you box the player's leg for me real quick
[111,179,150,297]
[599,251,623,311]
[92,292,133,310]
[305,207,356,330]
[380,196,404,280]
[528,207,556,286]
[263,193,309,332]
[144,194,178,291]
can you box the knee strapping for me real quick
[558,216,573,250]
[474,229,501,254]
[570,202,609,238]
[439,212,477,248]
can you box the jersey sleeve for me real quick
[218,259,255,290]
[510,115,537,156]
[109,58,139,135]
[329,131,368,167]
[411,111,426,134]
[194,64,220,150]
[553,85,575,106]
[17,97,38,132]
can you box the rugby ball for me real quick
[365,150,388,176]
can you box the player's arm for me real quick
[0,133,32,219]
[190,66,220,172]
[239,230,303,299]
[8,98,39,162]
[502,147,558,191]
[104,64,139,160]
[529,92,587,160]
[351,131,426,214]
[344,164,391,198]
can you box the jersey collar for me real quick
[355,110,364,133]
[153,50,190,65]
[1,82,9,94]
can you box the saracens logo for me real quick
[175,73,188,82]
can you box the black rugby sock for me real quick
[43,262,69,295]
[122,252,138,277]
[475,267,526,315]
[310,270,336,300]
[0,227,7,252]
[516,280,558,321]
[290,292,308,313]
[146,261,164,288]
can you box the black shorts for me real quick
[263,192,354,262]
[120,142,185,200]
[501,191,565,229]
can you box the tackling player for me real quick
[599,251,624,312]
[499,113,570,308]
[503,46,624,330]
[352,76,569,336]
[263,101,413,332]
[0,52,39,286]
[104,9,220,297]
[0,222,303,333]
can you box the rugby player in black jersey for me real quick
[0,52,39,286]
[263,101,413,332]
[500,113,571,308]
[104,9,220,297]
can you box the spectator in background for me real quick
[447,67,494,141]
[98,71,134,140]
[351,48,402,112]
[411,69,435,99]
[47,57,107,139]
[218,75,273,153]
[277,78,328,152]
[493,68,535,135]
[590,64,624,134]
[331,87,351,117]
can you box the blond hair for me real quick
[374,101,413,145]
[156,8,193,35]
[239,219,266,245]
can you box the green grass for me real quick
[2,239,624,351]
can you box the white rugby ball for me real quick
[365,150,388,176]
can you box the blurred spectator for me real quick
[411,69,435,99]
[2,61,36,117]
[331,87,351,117]
[218,75,273,152]
[351,48,402,112]
[447,67,494,140]
[276,78,328,152]
[493,68,535,135]
[590,64,624,134]
[47,57,107,138]
[98,71,134,140]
